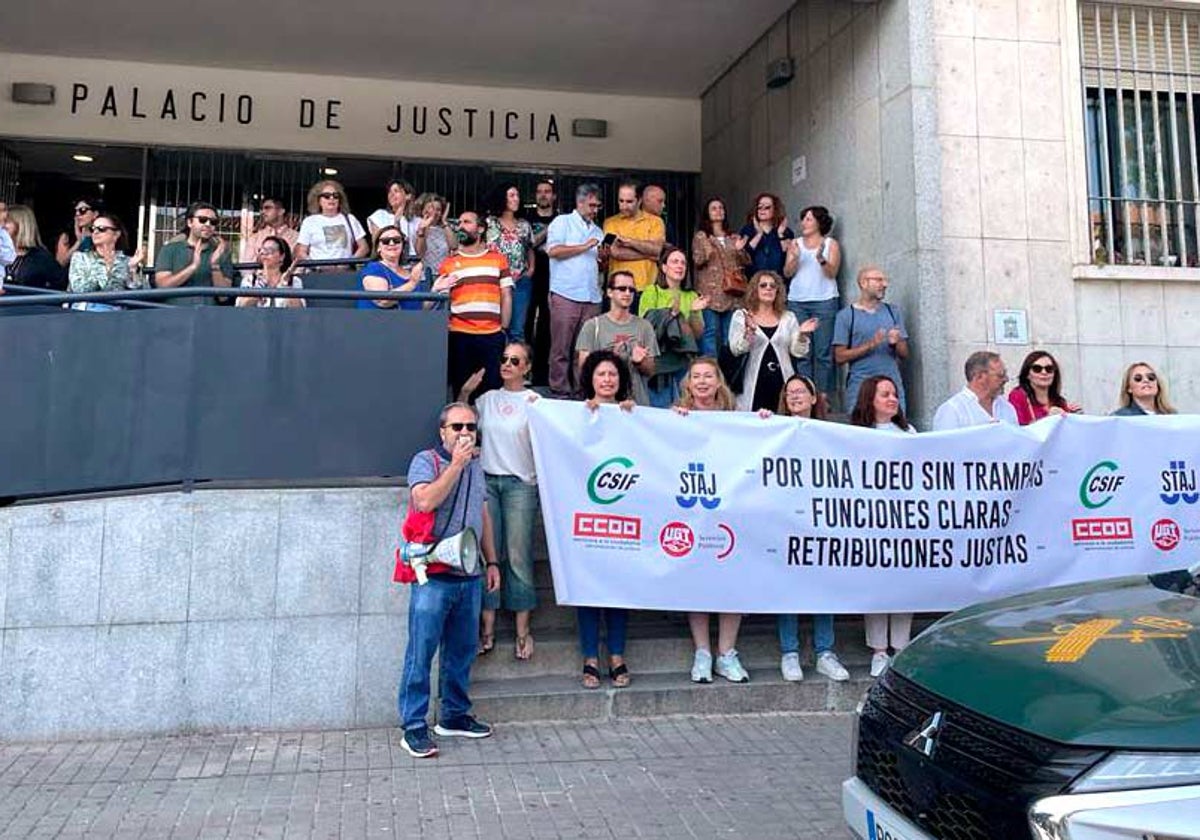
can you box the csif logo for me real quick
[676,462,721,510]
[1160,460,1199,505]
[587,457,641,505]
[1078,460,1124,509]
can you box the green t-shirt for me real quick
[638,284,699,319]
[154,239,236,306]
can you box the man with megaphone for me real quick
[397,401,501,759]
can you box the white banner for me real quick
[527,402,1200,613]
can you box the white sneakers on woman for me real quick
[870,651,891,677]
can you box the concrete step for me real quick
[469,667,873,723]
[471,621,880,682]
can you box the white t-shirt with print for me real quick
[476,388,537,485]
[297,213,366,261]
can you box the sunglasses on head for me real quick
[1029,363,1056,374]
[1132,372,1158,383]
[74,206,93,215]
[89,224,116,234]
[443,422,477,432]
[319,191,340,200]
[501,354,526,366]
[378,236,404,246]
[193,216,218,226]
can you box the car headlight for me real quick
[1072,752,1200,793]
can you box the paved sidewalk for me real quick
[0,713,855,840]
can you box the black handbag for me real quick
[718,343,749,394]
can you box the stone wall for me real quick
[0,487,408,741]
[701,0,948,422]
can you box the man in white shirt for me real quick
[546,183,606,397]
[932,351,1019,430]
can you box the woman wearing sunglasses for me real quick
[1008,351,1081,425]
[293,179,369,269]
[55,197,101,268]
[236,236,304,309]
[1113,362,1177,416]
[358,226,423,310]
[458,342,540,661]
[67,213,145,310]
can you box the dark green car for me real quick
[843,565,1200,840]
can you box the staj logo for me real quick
[1071,517,1133,543]
[1078,460,1124,509]
[573,512,641,542]
[1151,518,1182,551]
[659,521,695,558]
[676,462,721,510]
[1160,460,1199,505]
[587,457,641,505]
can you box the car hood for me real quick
[893,573,1200,749]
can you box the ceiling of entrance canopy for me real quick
[2,0,797,97]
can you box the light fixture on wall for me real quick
[765,7,795,90]
[572,119,608,138]
[11,82,55,105]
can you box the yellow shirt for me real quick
[603,211,666,291]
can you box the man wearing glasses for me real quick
[546,183,607,398]
[575,270,659,406]
[932,350,1019,430]
[832,265,910,413]
[154,201,235,305]
[239,196,298,281]
[398,402,501,759]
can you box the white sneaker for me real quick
[870,651,891,678]
[714,649,750,683]
[780,652,804,682]
[816,651,850,682]
[691,648,713,683]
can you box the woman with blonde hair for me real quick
[728,270,817,411]
[673,357,747,683]
[1112,362,1177,416]
[293,179,369,267]
[3,204,66,289]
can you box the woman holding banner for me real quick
[674,358,750,684]
[577,350,635,687]
[772,375,850,683]
[1008,351,1081,424]
[851,375,915,676]
[1112,362,1177,416]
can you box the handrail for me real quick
[0,286,449,307]
[0,283,174,309]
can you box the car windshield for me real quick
[1149,562,1200,596]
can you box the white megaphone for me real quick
[399,527,480,584]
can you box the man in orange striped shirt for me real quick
[433,210,513,399]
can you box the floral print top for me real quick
[485,216,533,279]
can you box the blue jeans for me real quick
[482,475,540,613]
[509,275,533,342]
[700,308,736,358]
[787,297,840,397]
[776,614,835,656]
[648,368,687,409]
[577,607,628,658]
[398,576,483,730]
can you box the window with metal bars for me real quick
[1081,2,1200,267]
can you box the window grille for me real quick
[1081,2,1200,267]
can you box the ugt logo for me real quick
[676,462,721,510]
[1160,460,1199,505]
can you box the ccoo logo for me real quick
[587,457,641,505]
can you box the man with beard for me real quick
[154,201,234,306]
[523,179,559,385]
[433,210,513,399]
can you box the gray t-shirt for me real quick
[574,313,660,406]
[832,302,908,406]
[406,447,486,577]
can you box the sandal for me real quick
[515,634,534,661]
[478,632,495,656]
[609,662,631,688]
[581,662,602,689]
